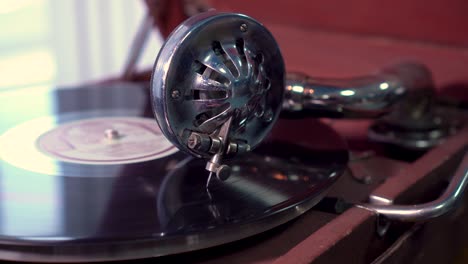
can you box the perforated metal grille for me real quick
[189,38,272,134]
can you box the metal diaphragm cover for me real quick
[151,11,285,168]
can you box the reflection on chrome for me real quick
[379,82,389,90]
[358,153,468,222]
[340,90,355,96]
[283,63,434,118]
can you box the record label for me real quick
[0,116,179,174]
[36,117,177,164]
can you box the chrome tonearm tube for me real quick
[151,11,459,181]
[283,63,434,119]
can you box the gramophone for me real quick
[0,4,466,263]
[151,10,464,206]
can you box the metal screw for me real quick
[240,23,248,32]
[187,133,202,149]
[171,90,181,99]
[262,109,273,122]
[104,129,120,140]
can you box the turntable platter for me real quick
[0,83,348,262]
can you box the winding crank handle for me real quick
[357,152,468,222]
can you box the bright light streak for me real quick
[380,82,389,90]
[340,90,355,96]
[292,85,304,93]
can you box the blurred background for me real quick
[0,0,163,90]
[2,0,467,93]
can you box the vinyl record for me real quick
[0,83,348,262]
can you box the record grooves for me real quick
[0,83,348,262]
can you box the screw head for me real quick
[262,109,274,122]
[104,129,120,140]
[187,133,202,149]
[171,90,181,99]
[240,23,248,32]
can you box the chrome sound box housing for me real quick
[151,11,284,179]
